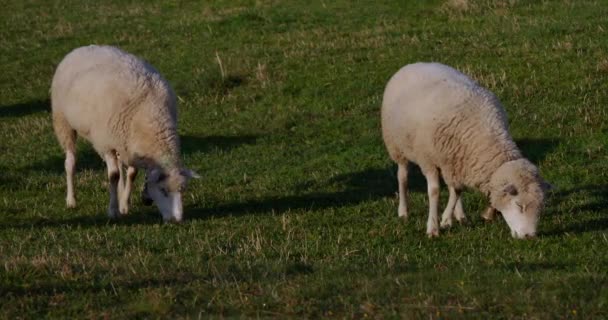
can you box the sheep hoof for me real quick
[66,198,76,208]
[398,206,408,220]
[440,219,453,229]
[107,208,121,220]
[456,216,468,225]
[426,228,439,238]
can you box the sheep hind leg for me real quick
[397,162,409,220]
[52,111,77,208]
[423,167,440,237]
[440,186,459,229]
[104,152,121,219]
[119,166,137,215]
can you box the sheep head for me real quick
[145,167,199,222]
[489,159,551,239]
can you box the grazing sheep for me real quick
[381,62,550,238]
[51,45,198,222]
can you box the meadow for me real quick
[1,0,607,318]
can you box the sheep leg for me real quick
[397,162,409,220]
[117,164,125,201]
[440,186,459,228]
[454,194,467,223]
[481,206,497,221]
[117,153,126,200]
[423,167,440,237]
[52,111,77,208]
[119,166,137,214]
[104,152,121,219]
[65,150,77,208]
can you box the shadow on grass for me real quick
[26,134,258,174]
[188,166,427,219]
[0,209,164,230]
[504,262,570,272]
[1,273,198,298]
[2,166,398,229]
[0,99,50,117]
[515,138,559,164]
[8,138,556,227]
[5,134,259,228]
[0,166,18,185]
[542,184,608,236]
[24,145,104,174]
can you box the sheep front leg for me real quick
[454,195,467,223]
[440,186,459,228]
[65,150,77,208]
[424,167,440,237]
[119,166,137,214]
[397,162,409,220]
[105,152,121,219]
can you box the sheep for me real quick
[381,62,550,238]
[51,45,198,222]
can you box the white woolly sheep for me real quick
[381,62,550,238]
[51,45,198,222]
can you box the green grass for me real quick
[1,0,607,318]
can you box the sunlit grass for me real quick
[1,0,607,318]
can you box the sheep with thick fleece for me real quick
[381,62,550,238]
[51,45,198,222]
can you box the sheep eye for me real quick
[516,202,523,212]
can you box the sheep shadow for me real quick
[541,184,608,236]
[187,165,427,219]
[24,145,104,175]
[184,137,559,221]
[0,210,164,230]
[24,134,258,175]
[0,99,50,118]
[515,137,559,164]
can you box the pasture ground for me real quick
[1,0,607,318]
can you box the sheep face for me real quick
[146,168,198,222]
[490,159,550,239]
[495,188,542,239]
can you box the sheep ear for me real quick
[181,168,200,179]
[504,184,518,196]
[541,180,554,192]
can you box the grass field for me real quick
[1,0,608,318]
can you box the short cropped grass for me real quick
[1,0,607,318]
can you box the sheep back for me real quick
[381,62,521,192]
[51,45,179,167]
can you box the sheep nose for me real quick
[512,231,536,239]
